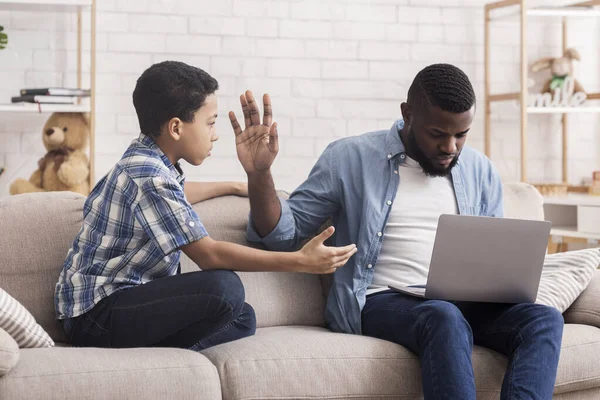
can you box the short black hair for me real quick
[407,63,475,114]
[132,61,219,138]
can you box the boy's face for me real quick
[178,94,219,166]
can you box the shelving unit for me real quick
[485,0,600,252]
[484,0,600,185]
[0,0,97,188]
[543,193,600,252]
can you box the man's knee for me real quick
[420,301,472,338]
[523,304,564,338]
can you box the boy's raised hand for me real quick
[229,90,279,175]
[296,227,358,274]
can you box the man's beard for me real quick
[406,128,459,178]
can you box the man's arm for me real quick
[230,91,341,248]
[246,170,281,238]
[184,181,247,205]
[181,226,356,274]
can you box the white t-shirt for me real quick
[366,156,459,296]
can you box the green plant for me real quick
[0,25,7,50]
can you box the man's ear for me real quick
[400,102,412,127]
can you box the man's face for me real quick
[401,104,475,177]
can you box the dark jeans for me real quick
[362,290,564,400]
[63,270,256,351]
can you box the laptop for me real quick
[388,214,552,304]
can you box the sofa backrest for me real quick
[186,194,326,329]
[0,191,326,343]
[0,192,85,343]
[0,181,543,343]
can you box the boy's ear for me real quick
[167,117,183,141]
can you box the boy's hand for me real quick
[229,90,279,175]
[295,227,357,274]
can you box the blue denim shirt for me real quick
[247,119,504,335]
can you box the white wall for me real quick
[0,0,598,196]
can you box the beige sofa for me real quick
[2,182,600,399]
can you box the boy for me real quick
[54,61,357,351]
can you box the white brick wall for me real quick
[0,0,599,197]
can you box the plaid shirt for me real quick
[55,133,208,320]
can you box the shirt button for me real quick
[387,154,392,159]
[367,264,373,269]
[386,200,392,206]
[377,232,382,237]
[189,221,195,227]
[394,170,398,174]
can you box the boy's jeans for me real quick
[362,290,564,400]
[63,270,256,351]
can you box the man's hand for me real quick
[229,90,279,175]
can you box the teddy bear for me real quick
[531,48,585,95]
[9,112,90,197]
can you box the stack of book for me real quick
[11,87,90,105]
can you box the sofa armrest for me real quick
[564,269,600,327]
[0,328,19,377]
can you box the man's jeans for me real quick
[362,290,564,400]
[63,270,256,351]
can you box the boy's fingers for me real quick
[333,244,357,256]
[240,94,251,129]
[229,112,242,136]
[245,90,261,126]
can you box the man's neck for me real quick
[399,126,417,161]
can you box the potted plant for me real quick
[0,25,7,49]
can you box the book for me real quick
[19,88,90,97]
[11,95,78,104]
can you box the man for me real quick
[230,63,564,399]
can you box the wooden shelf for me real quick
[484,0,600,184]
[0,0,91,11]
[544,193,600,206]
[0,103,90,113]
[527,106,600,113]
[550,226,600,241]
[0,0,97,187]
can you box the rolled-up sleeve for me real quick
[247,141,342,252]
[134,175,208,255]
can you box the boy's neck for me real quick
[153,134,179,167]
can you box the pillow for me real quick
[0,328,19,376]
[0,288,54,348]
[535,248,600,313]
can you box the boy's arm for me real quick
[184,181,248,204]
[181,226,356,273]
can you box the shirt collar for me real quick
[138,133,185,184]
[384,119,407,161]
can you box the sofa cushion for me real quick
[0,329,19,377]
[202,324,600,400]
[0,346,221,399]
[564,270,600,328]
[536,248,600,312]
[184,194,326,329]
[0,288,54,348]
[0,192,86,343]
